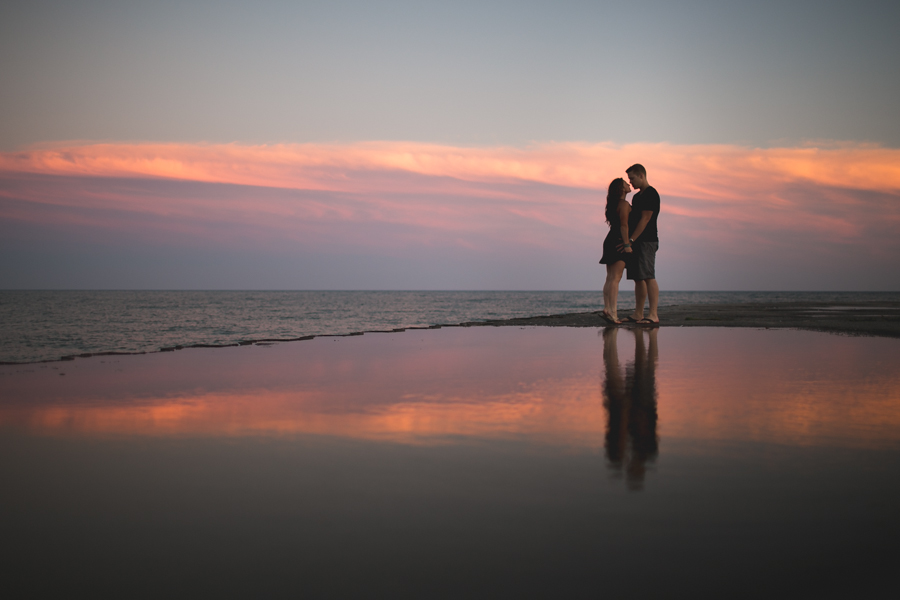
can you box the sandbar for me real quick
[476,300,900,338]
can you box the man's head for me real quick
[626,164,648,190]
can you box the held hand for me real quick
[624,246,633,253]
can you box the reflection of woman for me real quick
[599,178,633,324]
[601,326,659,490]
[602,327,629,470]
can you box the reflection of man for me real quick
[624,164,661,325]
[601,326,659,490]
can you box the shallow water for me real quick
[1,327,899,598]
[3,289,899,363]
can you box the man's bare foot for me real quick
[636,317,660,326]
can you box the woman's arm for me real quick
[618,202,633,253]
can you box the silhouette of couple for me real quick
[601,325,658,491]
[599,164,661,325]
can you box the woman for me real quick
[599,177,633,323]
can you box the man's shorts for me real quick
[626,242,658,281]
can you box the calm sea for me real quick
[2,290,899,364]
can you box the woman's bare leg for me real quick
[603,267,612,314]
[604,261,626,320]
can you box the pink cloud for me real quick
[1,140,899,289]
[3,140,899,195]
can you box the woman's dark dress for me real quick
[600,202,632,265]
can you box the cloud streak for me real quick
[4,140,900,194]
[2,141,899,289]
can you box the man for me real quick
[623,164,660,324]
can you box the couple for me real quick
[599,164,660,325]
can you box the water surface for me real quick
[4,289,899,363]
[1,327,898,598]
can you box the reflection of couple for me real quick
[599,164,661,325]
[601,326,659,491]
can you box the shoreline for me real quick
[479,300,900,339]
[3,300,898,366]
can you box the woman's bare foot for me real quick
[601,310,621,324]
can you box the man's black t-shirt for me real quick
[629,186,660,242]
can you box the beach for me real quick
[4,0,898,595]
[483,300,900,338]
[2,311,900,598]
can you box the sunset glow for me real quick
[2,3,898,594]
[3,141,899,290]
[4,140,899,197]
[3,0,898,291]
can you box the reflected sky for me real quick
[2,327,899,450]
[2,327,900,598]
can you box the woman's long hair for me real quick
[605,178,626,224]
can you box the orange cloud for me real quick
[3,140,899,197]
[2,141,899,284]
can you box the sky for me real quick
[1,0,899,290]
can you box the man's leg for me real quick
[646,278,659,323]
[632,279,647,320]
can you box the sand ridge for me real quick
[472,301,900,339]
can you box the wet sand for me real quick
[477,300,900,338]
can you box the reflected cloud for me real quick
[1,328,898,452]
[0,383,606,445]
[0,329,608,446]
[656,330,900,449]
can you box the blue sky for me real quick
[3,0,897,149]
